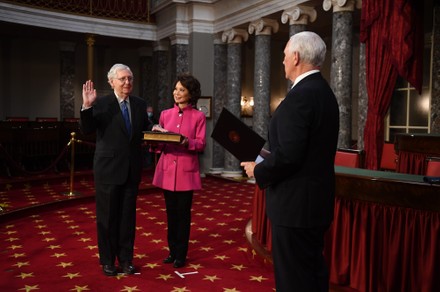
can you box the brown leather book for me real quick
[143,131,183,143]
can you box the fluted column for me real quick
[85,34,95,80]
[221,28,249,171]
[153,40,171,113]
[432,3,440,133]
[248,18,279,145]
[170,34,189,87]
[139,47,153,107]
[358,42,367,149]
[282,5,317,90]
[59,42,75,120]
[323,0,361,148]
[212,35,227,169]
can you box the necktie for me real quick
[121,100,131,134]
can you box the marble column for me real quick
[59,42,75,120]
[170,34,189,88]
[357,42,367,148]
[212,35,227,169]
[153,40,171,113]
[323,0,361,148]
[85,34,95,80]
[282,5,317,90]
[221,28,249,171]
[248,18,279,145]
[432,4,440,134]
[139,47,154,107]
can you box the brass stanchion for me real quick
[63,132,81,196]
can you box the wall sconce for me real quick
[241,96,254,117]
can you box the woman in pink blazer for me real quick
[152,73,206,268]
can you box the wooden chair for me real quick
[335,148,364,168]
[380,142,398,171]
[426,157,440,177]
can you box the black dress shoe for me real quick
[102,265,117,276]
[121,262,136,275]
[173,259,185,268]
[163,255,175,264]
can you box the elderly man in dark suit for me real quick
[80,63,150,276]
[241,31,340,291]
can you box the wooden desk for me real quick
[251,166,440,292]
[395,133,440,174]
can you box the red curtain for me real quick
[361,0,423,170]
[397,151,428,174]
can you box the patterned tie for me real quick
[121,100,131,134]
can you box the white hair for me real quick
[107,63,132,80]
[288,31,327,67]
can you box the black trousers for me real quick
[163,190,193,261]
[271,224,330,292]
[95,181,138,266]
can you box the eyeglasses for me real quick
[116,76,134,83]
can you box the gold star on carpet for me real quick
[63,272,81,279]
[121,286,140,292]
[64,220,74,223]
[200,247,213,252]
[85,245,97,250]
[47,245,61,249]
[189,239,199,244]
[197,227,208,231]
[188,263,203,270]
[223,213,232,216]
[237,247,248,252]
[151,239,163,244]
[68,225,80,229]
[143,262,159,269]
[60,215,70,218]
[13,261,30,268]
[51,253,66,258]
[171,287,190,292]
[16,272,34,279]
[203,275,221,282]
[141,232,152,237]
[18,284,39,291]
[135,226,143,230]
[205,217,215,221]
[78,238,91,242]
[33,219,43,223]
[39,231,51,235]
[155,221,166,225]
[209,233,221,238]
[35,225,47,229]
[42,237,55,242]
[156,274,174,281]
[229,228,240,232]
[250,275,268,282]
[234,218,244,221]
[4,230,17,235]
[214,255,229,261]
[217,222,227,226]
[5,237,19,242]
[84,211,93,215]
[231,264,246,271]
[223,240,235,244]
[69,285,90,292]
[223,288,240,292]
[134,253,148,259]
[57,262,73,268]
[10,253,26,258]
[8,244,22,250]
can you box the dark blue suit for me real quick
[254,72,339,291]
[80,94,149,266]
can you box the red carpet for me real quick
[0,174,275,291]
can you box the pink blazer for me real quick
[152,104,206,191]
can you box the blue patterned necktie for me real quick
[121,100,131,134]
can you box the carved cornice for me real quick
[281,5,317,25]
[221,28,249,44]
[248,18,279,36]
[322,0,362,13]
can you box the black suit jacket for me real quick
[254,72,339,228]
[80,94,149,185]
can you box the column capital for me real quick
[170,33,189,45]
[322,0,361,12]
[248,18,279,36]
[281,5,317,25]
[221,28,249,44]
[85,34,95,46]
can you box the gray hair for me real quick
[107,63,132,80]
[288,31,326,67]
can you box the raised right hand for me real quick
[82,80,97,108]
